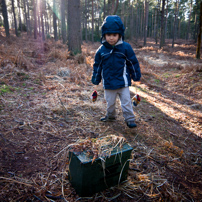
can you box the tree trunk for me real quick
[107,0,111,16]
[37,3,41,36]
[23,0,28,34]
[194,14,198,42]
[112,0,119,15]
[164,0,168,41]
[178,17,181,39]
[61,0,66,44]
[172,0,178,48]
[140,3,143,40]
[155,0,160,44]
[130,2,134,40]
[154,7,157,42]
[17,0,22,32]
[160,0,165,48]
[41,0,45,41]
[143,0,149,46]
[84,0,88,41]
[91,0,94,42]
[135,1,138,41]
[196,2,202,59]
[1,0,10,37]
[53,0,58,41]
[23,0,27,27]
[26,0,31,35]
[187,0,193,40]
[12,0,19,37]
[68,0,81,54]
[45,2,49,35]
[34,0,37,39]
[121,1,125,27]
[103,0,106,19]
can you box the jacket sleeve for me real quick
[126,44,141,82]
[91,48,102,85]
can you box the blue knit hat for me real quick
[101,15,125,41]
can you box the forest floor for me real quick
[0,29,202,202]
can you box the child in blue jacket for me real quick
[91,15,141,128]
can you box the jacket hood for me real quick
[101,15,125,41]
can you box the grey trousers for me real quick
[104,87,135,122]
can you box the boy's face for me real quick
[105,33,120,46]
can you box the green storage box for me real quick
[68,142,133,197]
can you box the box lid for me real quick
[74,143,133,164]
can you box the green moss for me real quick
[175,74,181,78]
[17,72,29,80]
[163,73,170,78]
[0,85,13,95]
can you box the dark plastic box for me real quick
[68,143,133,197]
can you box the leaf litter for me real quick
[0,29,202,201]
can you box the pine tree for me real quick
[68,0,81,54]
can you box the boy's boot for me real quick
[127,121,137,128]
[100,116,116,122]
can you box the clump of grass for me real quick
[16,72,29,80]
[163,73,171,78]
[0,84,14,95]
[175,74,181,78]
[181,64,202,73]
[154,79,160,83]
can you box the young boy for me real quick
[91,15,141,128]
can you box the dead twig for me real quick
[0,177,33,187]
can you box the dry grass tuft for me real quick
[181,64,202,73]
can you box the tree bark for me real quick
[84,0,88,41]
[17,0,22,32]
[44,2,49,35]
[26,0,31,35]
[143,0,149,46]
[154,7,157,43]
[194,14,198,42]
[91,0,94,42]
[12,0,19,37]
[112,0,119,15]
[135,1,139,41]
[53,0,58,41]
[107,0,111,16]
[68,0,81,54]
[130,1,134,40]
[23,0,28,33]
[196,2,202,59]
[172,0,178,48]
[187,0,192,40]
[155,0,160,44]
[103,0,106,19]
[164,0,168,41]
[37,2,41,35]
[1,0,10,37]
[160,0,165,48]
[41,0,45,41]
[61,0,66,44]
[33,0,37,39]
[121,1,125,26]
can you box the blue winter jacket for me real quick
[91,15,141,90]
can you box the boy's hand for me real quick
[91,76,99,85]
